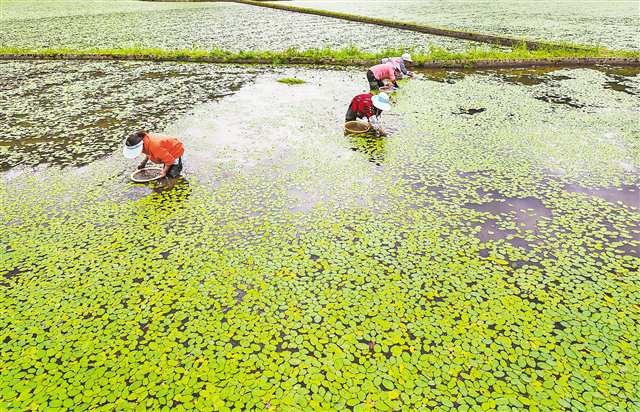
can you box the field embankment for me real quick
[1,45,638,69]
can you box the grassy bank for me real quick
[1,44,638,67]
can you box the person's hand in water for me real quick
[159,163,172,179]
[137,156,149,170]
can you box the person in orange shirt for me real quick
[123,130,184,178]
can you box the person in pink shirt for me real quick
[381,53,415,79]
[367,62,399,91]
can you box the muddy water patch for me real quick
[604,79,639,96]
[286,187,330,213]
[597,66,640,96]
[492,69,556,87]
[415,69,467,84]
[534,93,586,109]
[454,107,486,116]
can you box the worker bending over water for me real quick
[367,62,398,91]
[123,130,184,178]
[381,53,414,79]
[345,92,391,135]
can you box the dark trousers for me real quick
[345,106,358,122]
[167,157,183,178]
[367,70,384,90]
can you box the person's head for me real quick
[372,92,391,113]
[122,130,148,159]
[402,53,413,68]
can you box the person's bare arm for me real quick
[161,163,171,178]
[138,155,149,169]
[369,115,385,136]
[153,145,174,178]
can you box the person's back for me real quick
[144,134,184,165]
[349,93,376,119]
[381,57,407,77]
[367,62,397,90]
[123,130,185,178]
[370,63,395,80]
[345,92,391,135]
[381,57,401,65]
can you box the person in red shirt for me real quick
[345,92,391,135]
[123,130,184,178]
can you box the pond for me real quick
[1,61,638,410]
[279,0,640,50]
[0,0,489,52]
[0,60,266,170]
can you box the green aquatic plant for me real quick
[2,43,637,67]
[230,0,640,52]
[0,60,264,170]
[277,77,306,85]
[155,0,627,52]
[0,2,480,54]
[1,64,639,410]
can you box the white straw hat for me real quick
[372,93,391,111]
[122,138,143,159]
[402,53,413,63]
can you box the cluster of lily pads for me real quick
[1,0,208,20]
[0,61,265,170]
[282,0,640,51]
[1,63,638,410]
[0,1,484,53]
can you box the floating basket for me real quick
[344,121,371,134]
[130,167,163,183]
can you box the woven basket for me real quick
[130,167,163,183]
[344,121,371,134]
